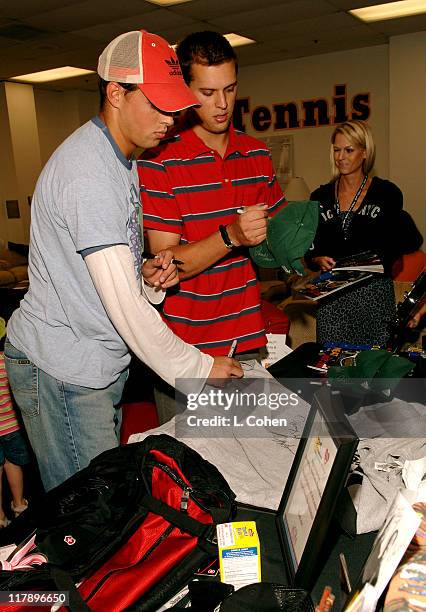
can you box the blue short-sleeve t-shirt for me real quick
[8,118,142,388]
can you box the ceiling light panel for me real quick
[350,0,426,22]
[10,66,95,83]
[145,0,194,6]
[224,33,256,47]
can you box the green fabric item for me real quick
[374,352,416,383]
[249,200,319,275]
[346,350,390,379]
[328,349,415,397]
[0,317,5,340]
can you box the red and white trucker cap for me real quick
[97,30,199,113]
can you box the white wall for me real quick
[0,86,97,244]
[389,31,426,242]
[0,84,17,245]
[0,82,41,244]
[34,89,98,165]
[237,45,389,195]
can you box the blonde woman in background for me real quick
[305,120,423,346]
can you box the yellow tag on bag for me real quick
[217,521,261,590]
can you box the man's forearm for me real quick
[85,244,213,389]
[147,203,268,280]
[148,230,232,281]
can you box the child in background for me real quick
[0,317,30,527]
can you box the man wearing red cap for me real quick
[138,31,286,423]
[5,30,242,491]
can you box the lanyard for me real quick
[335,174,368,239]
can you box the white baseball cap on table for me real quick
[97,30,199,113]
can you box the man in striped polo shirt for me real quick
[138,31,286,422]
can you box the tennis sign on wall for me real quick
[234,84,371,133]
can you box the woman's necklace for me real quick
[335,174,368,239]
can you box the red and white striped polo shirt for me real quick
[138,126,286,356]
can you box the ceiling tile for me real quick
[0,0,425,80]
[235,44,291,66]
[24,1,160,32]
[107,8,195,32]
[2,41,101,78]
[0,37,20,51]
[72,22,140,42]
[160,21,217,44]
[0,23,51,41]
[0,0,87,20]
[281,26,387,48]
[372,13,426,36]
[241,11,358,42]
[75,10,197,42]
[168,0,293,21]
[208,0,333,31]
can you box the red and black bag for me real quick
[0,434,236,611]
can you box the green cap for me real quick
[0,317,6,340]
[249,200,319,275]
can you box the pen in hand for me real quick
[143,251,184,266]
[228,339,238,358]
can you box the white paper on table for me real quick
[260,334,291,369]
[402,456,426,501]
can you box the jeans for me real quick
[0,430,31,466]
[4,340,127,492]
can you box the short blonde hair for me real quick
[330,120,376,181]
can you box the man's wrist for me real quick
[219,224,240,249]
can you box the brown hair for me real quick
[176,31,237,85]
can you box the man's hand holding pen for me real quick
[226,203,269,247]
[142,249,182,289]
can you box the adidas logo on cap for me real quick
[165,57,180,67]
[165,56,182,76]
